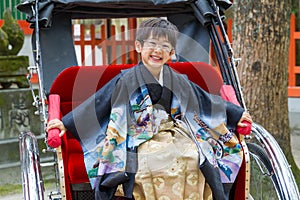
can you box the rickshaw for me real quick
[16,0,300,199]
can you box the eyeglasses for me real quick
[142,39,173,52]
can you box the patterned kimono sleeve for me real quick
[61,74,121,144]
[189,81,244,128]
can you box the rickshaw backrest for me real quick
[50,62,222,105]
[49,62,223,199]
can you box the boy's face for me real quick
[135,35,175,72]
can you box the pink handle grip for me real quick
[47,94,61,148]
[236,120,252,135]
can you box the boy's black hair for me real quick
[136,18,178,48]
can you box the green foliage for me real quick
[0,0,26,20]
[292,0,299,13]
[0,8,24,56]
[0,184,22,196]
[0,181,56,197]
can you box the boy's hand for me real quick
[237,112,252,127]
[46,118,67,137]
[236,112,252,135]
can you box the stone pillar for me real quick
[0,88,45,186]
[0,88,41,139]
[0,55,29,89]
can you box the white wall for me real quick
[18,34,34,66]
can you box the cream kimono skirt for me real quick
[132,120,212,200]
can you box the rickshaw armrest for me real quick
[220,84,252,135]
[48,94,62,148]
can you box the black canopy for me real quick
[17,0,232,91]
[17,0,232,27]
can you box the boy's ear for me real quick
[170,49,175,56]
[135,40,142,53]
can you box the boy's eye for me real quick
[148,41,157,47]
[162,44,171,49]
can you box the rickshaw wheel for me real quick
[247,142,280,200]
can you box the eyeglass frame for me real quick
[139,39,174,53]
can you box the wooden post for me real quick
[80,24,85,66]
[288,14,300,97]
[91,24,96,66]
[111,25,117,65]
[121,25,126,64]
[289,14,296,87]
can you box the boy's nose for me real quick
[153,45,163,52]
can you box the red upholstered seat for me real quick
[49,62,223,199]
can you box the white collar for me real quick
[157,67,163,86]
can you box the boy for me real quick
[47,18,252,200]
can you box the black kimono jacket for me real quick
[62,62,244,199]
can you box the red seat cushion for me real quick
[67,138,89,183]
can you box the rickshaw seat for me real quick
[49,62,224,200]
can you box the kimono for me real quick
[62,62,244,200]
